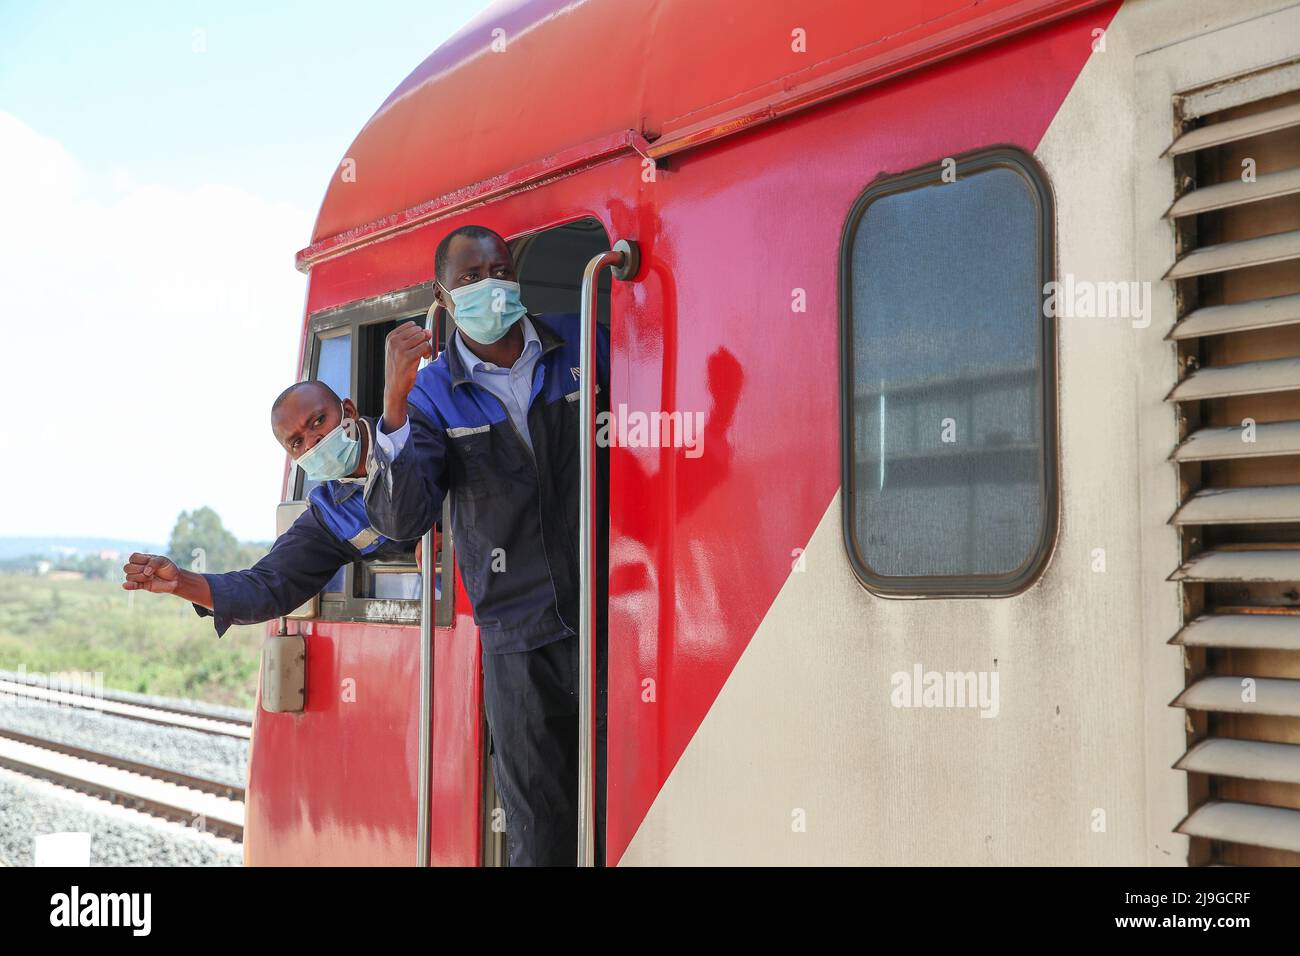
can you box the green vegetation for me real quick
[0,508,272,708]
[167,506,269,573]
[0,573,264,708]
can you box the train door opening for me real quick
[476,216,613,866]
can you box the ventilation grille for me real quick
[1164,80,1300,866]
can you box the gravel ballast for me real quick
[0,668,254,724]
[0,684,251,867]
[0,696,248,788]
[0,767,241,867]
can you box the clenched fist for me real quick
[383,320,434,432]
[122,553,181,594]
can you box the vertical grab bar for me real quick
[416,308,439,867]
[577,238,638,867]
[416,523,434,866]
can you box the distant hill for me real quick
[0,537,163,561]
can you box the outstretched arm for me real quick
[122,509,354,637]
[122,554,213,607]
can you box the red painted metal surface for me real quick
[245,568,482,866]
[605,13,1113,862]
[245,620,419,866]
[301,0,1113,264]
[250,0,1120,865]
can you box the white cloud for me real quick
[0,111,313,543]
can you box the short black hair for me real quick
[434,224,508,285]
[271,380,339,422]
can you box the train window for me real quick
[839,148,1057,596]
[357,319,399,416]
[298,282,454,626]
[306,330,352,593]
[302,331,352,503]
[315,333,352,396]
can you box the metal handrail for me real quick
[577,239,637,867]
[416,525,434,866]
[416,315,438,867]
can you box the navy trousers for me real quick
[481,628,608,866]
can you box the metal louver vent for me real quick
[1164,77,1300,866]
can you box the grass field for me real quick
[0,572,263,708]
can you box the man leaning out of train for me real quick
[362,224,610,867]
[121,380,436,633]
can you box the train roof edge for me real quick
[298,0,1114,271]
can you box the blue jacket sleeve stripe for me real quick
[193,508,352,637]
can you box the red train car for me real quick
[245,0,1300,865]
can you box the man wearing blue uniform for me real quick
[365,224,609,867]
[122,381,427,634]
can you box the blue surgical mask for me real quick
[442,277,527,344]
[294,403,362,481]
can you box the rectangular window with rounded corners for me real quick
[304,329,352,596]
[839,147,1057,597]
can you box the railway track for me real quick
[0,677,251,739]
[0,727,245,843]
[0,679,249,844]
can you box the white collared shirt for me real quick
[376,316,541,458]
[454,315,542,453]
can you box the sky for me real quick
[0,0,496,544]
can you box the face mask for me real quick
[295,403,362,481]
[442,277,527,345]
